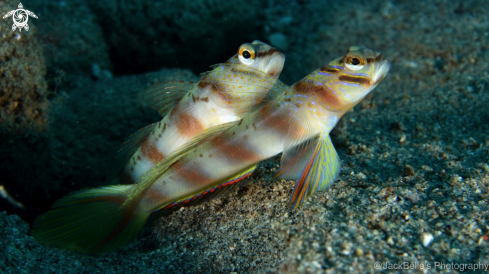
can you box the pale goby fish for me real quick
[32,46,389,253]
[113,40,285,184]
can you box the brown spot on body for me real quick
[211,135,260,162]
[200,97,209,102]
[172,160,212,185]
[141,137,165,163]
[293,81,316,96]
[262,112,292,135]
[252,123,257,131]
[315,85,348,110]
[259,105,304,139]
[294,80,350,111]
[174,112,204,137]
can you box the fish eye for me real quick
[242,51,251,59]
[345,55,365,70]
[238,43,256,65]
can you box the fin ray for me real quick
[136,81,194,116]
[287,134,341,211]
[32,185,151,253]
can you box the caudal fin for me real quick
[32,185,150,253]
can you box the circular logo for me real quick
[13,9,28,28]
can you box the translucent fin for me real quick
[287,134,341,211]
[136,81,194,115]
[129,120,241,202]
[106,123,157,183]
[32,185,151,253]
[153,165,257,216]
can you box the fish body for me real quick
[118,40,285,183]
[32,46,389,253]
[139,46,390,211]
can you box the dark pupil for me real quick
[242,51,251,59]
[351,58,360,65]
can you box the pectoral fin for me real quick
[284,134,341,211]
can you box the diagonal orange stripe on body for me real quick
[140,138,165,164]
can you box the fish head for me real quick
[301,46,390,113]
[227,40,285,77]
[204,41,285,115]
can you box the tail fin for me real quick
[32,185,150,253]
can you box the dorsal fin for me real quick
[136,81,195,116]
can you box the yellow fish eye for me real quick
[344,54,365,71]
[238,43,256,65]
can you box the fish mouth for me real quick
[373,59,390,86]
